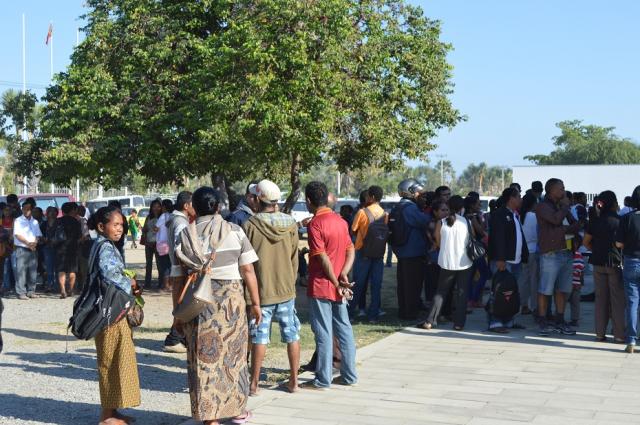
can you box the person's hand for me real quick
[301,217,312,227]
[495,261,506,272]
[338,272,351,287]
[131,279,142,296]
[559,197,571,208]
[251,305,262,326]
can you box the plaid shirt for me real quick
[254,212,296,228]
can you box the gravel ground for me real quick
[0,246,193,425]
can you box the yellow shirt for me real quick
[351,204,387,251]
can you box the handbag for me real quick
[607,243,623,270]
[465,217,486,262]
[127,303,144,327]
[172,252,216,322]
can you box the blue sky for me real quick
[1,1,638,172]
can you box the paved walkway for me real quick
[178,301,640,425]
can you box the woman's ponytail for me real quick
[446,195,464,227]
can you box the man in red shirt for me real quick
[301,181,358,390]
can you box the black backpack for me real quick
[68,239,134,340]
[359,209,389,259]
[387,202,409,247]
[486,270,520,319]
[53,222,66,244]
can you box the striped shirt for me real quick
[194,215,258,280]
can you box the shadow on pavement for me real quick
[399,327,624,353]
[0,393,188,425]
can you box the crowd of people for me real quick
[1,176,640,425]
[381,178,640,353]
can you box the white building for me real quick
[512,164,640,203]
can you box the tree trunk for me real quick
[211,172,231,216]
[283,154,302,214]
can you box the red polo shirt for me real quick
[307,207,354,302]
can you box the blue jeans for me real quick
[468,257,491,303]
[487,262,522,329]
[2,252,16,291]
[539,250,573,295]
[623,257,640,345]
[44,246,57,288]
[349,251,384,320]
[309,297,358,388]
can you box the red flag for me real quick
[45,23,53,45]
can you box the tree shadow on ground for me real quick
[0,349,187,394]
[0,394,188,425]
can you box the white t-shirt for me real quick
[13,215,42,248]
[522,211,538,253]
[509,208,523,264]
[438,215,472,271]
[156,213,169,244]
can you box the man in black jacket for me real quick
[487,187,529,333]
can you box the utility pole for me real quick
[434,154,446,186]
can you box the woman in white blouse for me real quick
[519,193,539,314]
[420,195,473,331]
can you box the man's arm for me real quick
[317,252,340,288]
[338,247,355,285]
[404,204,429,229]
[536,201,571,226]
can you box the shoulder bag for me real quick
[465,217,486,262]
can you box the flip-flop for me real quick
[231,411,253,424]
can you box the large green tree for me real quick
[525,120,640,165]
[20,0,462,210]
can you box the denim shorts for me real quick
[251,298,301,345]
[538,250,573,296]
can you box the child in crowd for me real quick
[90,206,142,425]
[128,209,141,249]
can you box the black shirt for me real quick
[587,211,620,266]
[615,210,640,259]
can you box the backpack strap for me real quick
[364,208,375,224]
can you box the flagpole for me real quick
[22,14,26,94]
[22,13,28,194]
[50,22,53,80]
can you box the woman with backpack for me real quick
[420,195,473,331]
[90,206,142,425]
[583,191,625,344]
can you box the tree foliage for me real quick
[19,0,462,209]
[525,120,640,165]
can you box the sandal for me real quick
[417,322,432,330]
[231,411,253,424]
[60,293,67,299]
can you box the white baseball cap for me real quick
[256,179,281,204]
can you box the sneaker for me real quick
[17,294,29,301]
[332,377,358,386]
[26,292,37,299]
[538,323,557,337]
[300,381,329,391]
[163,343,187,353]
[557,322,577,335]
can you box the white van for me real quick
[87,195,146,214]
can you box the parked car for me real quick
[87,195,146,214]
